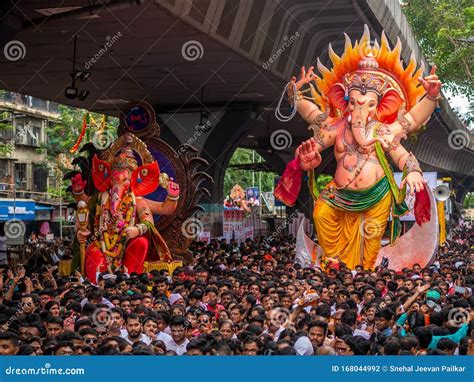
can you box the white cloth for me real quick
[353,328,371,340]
[294,336,314,356]
[80,297,115,308]
[166,338,189,355]
[169,293,183,306]
[273,326,286,342]
[120,331,152,345]
[156,331,173,349]
[120,329,172,348]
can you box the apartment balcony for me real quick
[0,91,60,120]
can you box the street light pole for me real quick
[252,150,255,187]
[59,187,63,240]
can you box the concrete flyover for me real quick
[0,0,471,214]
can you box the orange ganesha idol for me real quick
[275,25,441,271]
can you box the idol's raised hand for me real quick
[418,66,441,98]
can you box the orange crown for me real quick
[311,24,426,114]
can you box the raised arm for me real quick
[144,178,180,215]
[5,268,24,301]
[402,284,430,312]
[390,66,442,136]
[287,66,324,124]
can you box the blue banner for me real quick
[0,356,471,382]
[0,200,36,221]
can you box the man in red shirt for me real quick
[204,287,225,319]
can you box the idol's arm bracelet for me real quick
[426,93,442,102]
[166,194,179,202]
[404,152,422,174]
[137,223,148,236]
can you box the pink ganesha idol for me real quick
[72,133,181,282]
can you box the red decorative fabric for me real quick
[85,245,107,283]
[123,236,149,274]
[85,236,150,282]
[130,161,160,196]
[69,114,88,153]
[274,158,303,207]
[92,155,111,192]
[414,187,431,226]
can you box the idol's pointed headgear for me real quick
[309,24,426,119]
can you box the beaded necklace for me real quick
[94,191,136,261]
[328,121,380,198]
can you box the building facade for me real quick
[0,91,59,194]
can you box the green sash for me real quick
[320,175,390,212]
[374,141,409,242]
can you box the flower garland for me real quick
[93,191,136,264]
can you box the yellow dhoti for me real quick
[313,177,393,270]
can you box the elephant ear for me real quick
[92,155,111,192]
[327,83,347,114]
[131,161,160,196]
[376,89,404,124]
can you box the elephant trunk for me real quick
[109,170,130,214]
[350,112,388,149]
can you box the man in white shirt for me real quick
[166,315,189,355]
[120,314,151,345]
[80,288,114,308]
[341,309,371,340]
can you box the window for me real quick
[33,166,47,192]
[14,163,27,189]
[32,127,41,146]
[0,160,8,191]
[0,160,8,177]
[15,119,42,146]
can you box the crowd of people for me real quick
[0,220,472,356]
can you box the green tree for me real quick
[42,105,119,168]
[403,0,474,98]
[224,148,276,197]
[464,192,474,209]
[41,105,119,196]
[0,109,15,158]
